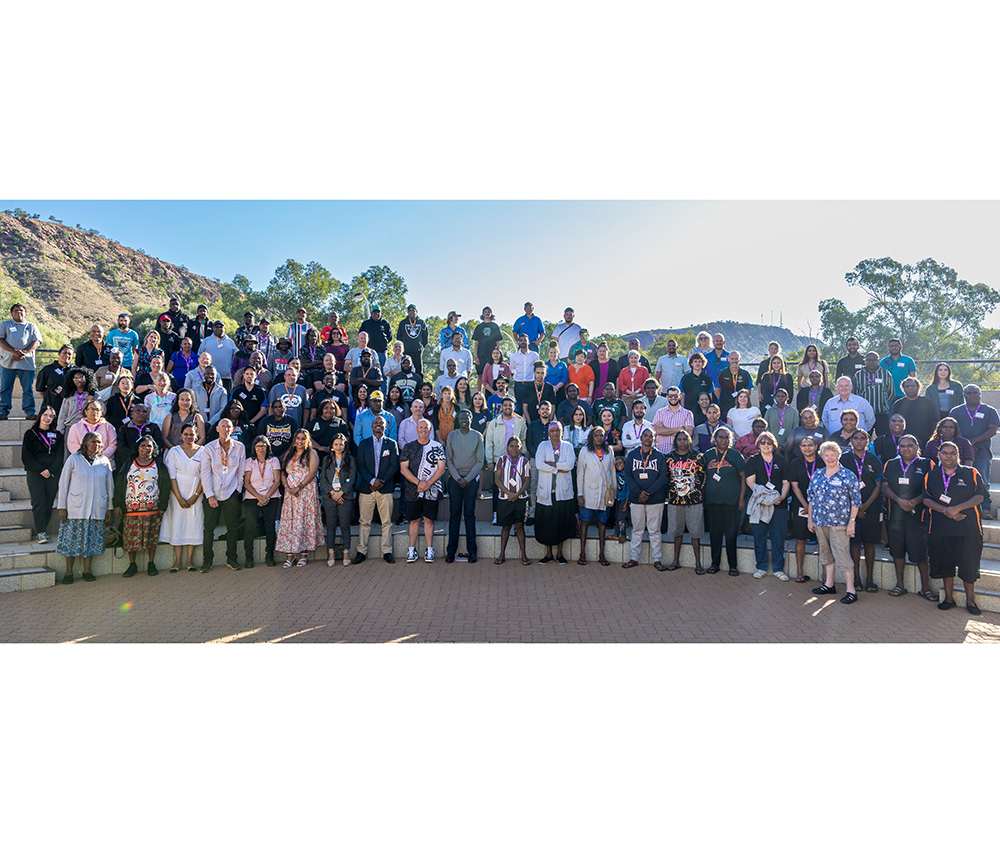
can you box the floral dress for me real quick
[137,346,163,377]
[275,456,323,553]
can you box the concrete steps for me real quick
[0,500,36,529]
[0,468,28,500]
[0,441,24,469]
[0,526,32,543]
[0,567,56,593]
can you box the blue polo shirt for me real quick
[879,354,916,397]
[512,314,545,346]
[703,349,729,383]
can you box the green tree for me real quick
[819,256,1000,384]
[332,265,408,339]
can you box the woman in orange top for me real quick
[567,348,596,401]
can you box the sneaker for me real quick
[774,571,789,582]
[425,547,435,563]
[753,570,766,579]
[406,547,418,562]
[491,514,497,525]
[225,560,242,571]
[36,532,48,544]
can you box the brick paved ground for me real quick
[0,557,997,643]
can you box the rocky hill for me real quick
[623,321,816,360]
[0,214,222,344]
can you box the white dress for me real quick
[159,446,205,545]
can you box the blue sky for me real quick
[5,200,998,337]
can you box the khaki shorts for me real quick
[814,524,852,572]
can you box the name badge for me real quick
[731,391,739,398]
[639,472,648,480]
[765,482,775,490]
[778,428,785,435]
[855,363,864,369]
[897,361,905,367]
[874,378,882,383]
[809,405,817,411]
[859,482,866,491]
[332,479,341,490]
[674,361,682,367]
[940,494,952,504]
[831,480,842,486]
[945,389,954,395]
[798,507,808,517]
[898,477,910,485]
[975,412,985,419]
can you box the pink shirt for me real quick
[652,405,694,452]
[243,456,282,500]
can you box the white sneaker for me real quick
[406,547,418,562]
[492,514,497,525]
[753,570,765,579]
[327,557,336,567]
[774,570,789,581]
[425,547,435,562]
[37,532,48,544]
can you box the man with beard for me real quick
[360,305,393,367]
[396,305,429,377]
[389,355,421,407]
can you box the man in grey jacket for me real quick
[445,409,485,563]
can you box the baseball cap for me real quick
[369,390,384,401]
[370,304,381,311]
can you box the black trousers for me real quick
[243,497,279,561]
[26,471,59,534]
[203,494,243,566]
[706,503,740,570]
[322,496,353,549]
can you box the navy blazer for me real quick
[355,435,400,495]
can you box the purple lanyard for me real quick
[852,454,865,480]
[965,404,978,424]
[865,370,879,387]
[771,375,782,397]
[777,406,787,427]
[762,457,774,484]
[900,456,916,476]
[805,459,816,480]
[809,388,820,405]
[37,431,55,453]
[941,467,956,495]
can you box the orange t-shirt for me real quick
[568,363,595,398]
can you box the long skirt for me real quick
[123,512,162,553]
[57,518,106,557]
[534,498,577,546]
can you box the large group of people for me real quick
[1,299,995,615]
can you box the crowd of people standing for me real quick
[0,298,994,615]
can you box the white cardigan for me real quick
[56,452,114,520]
[576,447,617,510]
[534,440,576,503]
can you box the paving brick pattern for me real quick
[0,557,997,643]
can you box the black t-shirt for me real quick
[882,455,930,522]
[839,450,883,502]
[35,361,70,412]
[716,368,754,416]
[308,416,348,450]
[924,464,987,536]
[397,317,428,353]
[313,387,350,415]
[745,453,791,508]
[230,385,267,421]
[471,321,502,364]
[873,432,902,465]
[256,415,295,459]
[680,372,715,411]
[470,410,489,439]
[892,396,939,448]
[836,354,867,380]
[389,370,421,404]
[789,456,819,515]
[75,341,113,371]
[521,382,557,424]
[359,318,392,353]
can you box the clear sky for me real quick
[5,200,998,338]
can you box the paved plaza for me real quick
[0,554,997,643]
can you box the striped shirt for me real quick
[652,405,695,452]
[851,367,896,415]
[285,321,315,357]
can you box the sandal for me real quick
[865,581,878,593]
[282,559,294,568]
[187,566,198,572]
[666,562,680,571]
[841,592,858,604]
[794,575,810,583]
[812,584,837,595]
[169,567,179,573]
[296,554,308,567]
[706,566,719,574]
[919,589,938,602]
[494,558,505,565]
[728,569,739,577]
[599,559,611,567]
[577,558,587,566]
[695,565,705,575]
[654,563,667,572]
[622,560,638,569]
[888,585,907,597]
[521,559,532,566]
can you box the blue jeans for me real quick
[447,476,479,557]
[0,367,36,416]
[974,455,992,514]
[752,507,788,572]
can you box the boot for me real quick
[147,561,158,576]
[122,562,138,578]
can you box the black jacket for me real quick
[22,428,65,475]
[355,435,400,495]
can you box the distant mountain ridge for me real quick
[622,321,816,360]
[0,215,221,342]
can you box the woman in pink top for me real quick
[67,398,117,458]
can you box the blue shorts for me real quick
[579,505,610,524]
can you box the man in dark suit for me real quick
[352,415,400,564]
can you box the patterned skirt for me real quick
[57,519,106,558]
[123,512,163,552]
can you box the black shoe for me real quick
[557,556,568,565]
[812,584,837,595]
[61,573,74,584]
[81,572,96,582]
[200,563,212,573]
[244,560,255,569]
[394,517,405,526]
[967,604,982,616]
[0,414,7,421]
[383,553,395,564]
[265,558,276,567]
[226,560,242,571]
[147,562,158,576]
[122,562,138,578]
[937,600,955,610]
[468,555,477,564]
[525,517,535,527]
[840,592,858,604]
[446,554,455,564]
[351,552,366,565]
